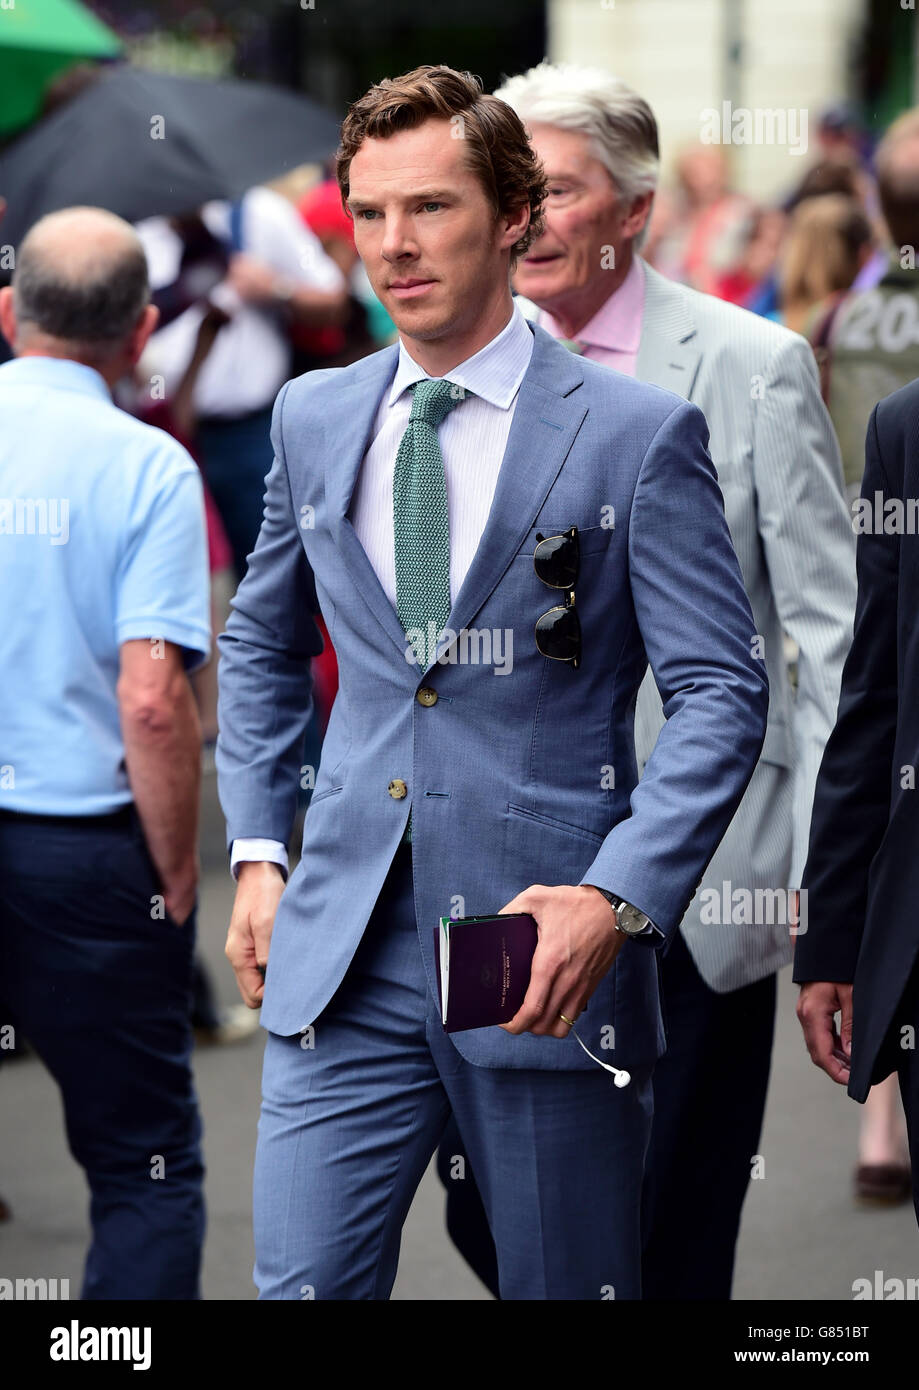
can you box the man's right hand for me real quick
[797,980,854,1085]
[226,861,286,1008]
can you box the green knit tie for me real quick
[393,377,464,842]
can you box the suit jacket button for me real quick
[388,779,408,799]
[416,686,438,707]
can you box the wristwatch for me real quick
[590,886,653,936]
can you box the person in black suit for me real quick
[795,375,919,1221]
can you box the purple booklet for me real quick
[434,912,538,1032]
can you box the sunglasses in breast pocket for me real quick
[533,526,581,669]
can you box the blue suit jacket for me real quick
[216,321,768,1070]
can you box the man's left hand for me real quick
[500,884,626,1038]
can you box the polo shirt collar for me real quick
[0,355,111,402]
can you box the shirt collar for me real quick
[387,300,534,409]
[539,255,645,353]
[0,355,111,402]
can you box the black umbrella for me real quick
[0,64,344,246]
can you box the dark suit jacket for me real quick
[794,376,919,1100]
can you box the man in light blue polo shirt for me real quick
[0,206,210,1299]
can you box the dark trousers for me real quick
[640,927,776,1299]
[198,406,275,584]
[0,809,205,1299]
[439,927,776,1300]
[900,1055,919,1227]
[871,955,919,1226]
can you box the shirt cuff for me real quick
[230,838,289,881]
[628,920,664,946]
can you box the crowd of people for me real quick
[2,56,919,1301]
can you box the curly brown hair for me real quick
[336,64,546,262]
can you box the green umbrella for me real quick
[0,0,121,137]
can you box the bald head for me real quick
[11,206,150,360]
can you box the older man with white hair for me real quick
[437,62,856,1300]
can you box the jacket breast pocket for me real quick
[512,522,615,564]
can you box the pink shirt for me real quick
[536,255,646,377]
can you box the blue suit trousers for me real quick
[253,843,652,1300]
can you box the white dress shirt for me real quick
[137,187,345,418]
[231,301,534,877]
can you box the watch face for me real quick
[618,904,648,935]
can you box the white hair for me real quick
[495,61,659,244]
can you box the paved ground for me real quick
[2,769,917,1300]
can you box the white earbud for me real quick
[568,1024,631,1087]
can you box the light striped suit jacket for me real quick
[633,263,856,990]
[522,261,856,989]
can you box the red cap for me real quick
[299,179,355,244]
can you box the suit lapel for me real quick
[435,323,587,663]
[326,345,410,654]
[325,324,587,668]
[636,260,702,402]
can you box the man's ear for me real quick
[128,302,159,365]
[501,201,531,255]
[0,285,16,348]
[623,190,655,241]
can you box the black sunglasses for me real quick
[534,526,581,669]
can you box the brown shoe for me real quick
[0,1195,12,1223]
[854,1163,913,1205]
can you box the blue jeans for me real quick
[253,843,652,1300]
[0,808,205,1299]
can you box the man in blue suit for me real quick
[216,64,768,1300]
